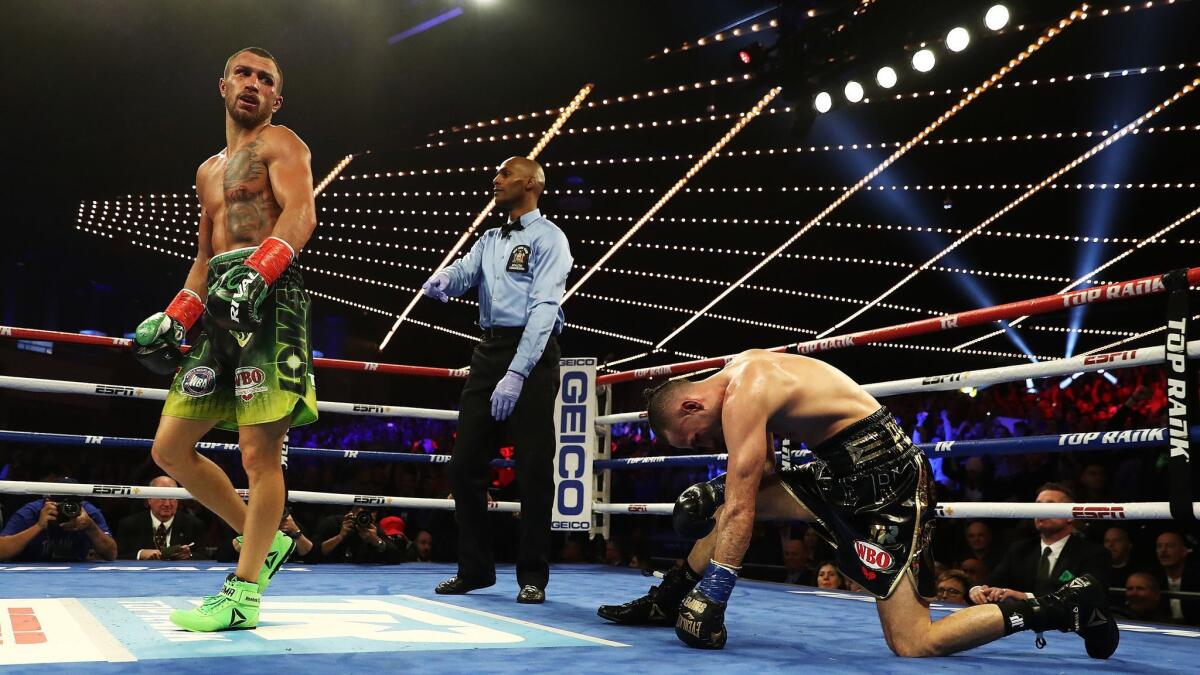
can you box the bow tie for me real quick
[501,219,524,237]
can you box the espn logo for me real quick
[353,496,387,505]
[1071,506,1125,519]
[627,504,648,513]
[92,485,132,495]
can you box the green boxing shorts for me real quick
[162,246,318,431]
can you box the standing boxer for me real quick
[132,47,318,632]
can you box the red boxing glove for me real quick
[165,288,205,332]
[244,236,296,286]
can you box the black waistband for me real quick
[479,325,527,340]
[811,406,893,455]
[809,406,913,476]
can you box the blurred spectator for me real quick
[972,483,1109,603]
[116,476,207,561]
[1119,571,1171,623]
[936,570,970,605]
[414,530,434,562]
[0,490,116,562]
[1103,526,1137,590]
[1154,531,1200,623]
[316,507,406,563]
[779,539,814,585]
[1076,463,1112,502]
[962,521,1002,571]
[958,557,988,586]
[816,561,844,590]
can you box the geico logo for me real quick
[551,521,591,530]
[557,445,586,517]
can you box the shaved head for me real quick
[493,156,546,211]
[503,156,545,194]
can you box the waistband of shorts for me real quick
[208,246,256,267]
[811,406,894,455]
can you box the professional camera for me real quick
[54,498,82,524]
[354,510,374,527]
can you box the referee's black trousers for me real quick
[450,331,560,589]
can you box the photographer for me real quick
[0,492,117,562]
[226,506,313,560]
[315,507,405,563]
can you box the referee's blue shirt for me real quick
[441,209,573,377]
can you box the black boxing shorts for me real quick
[778,406,936,599]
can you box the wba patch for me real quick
[506,245,531,273]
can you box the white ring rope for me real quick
[595,339,1200,426]
[1,481,1194,520]
[0,376,459,421]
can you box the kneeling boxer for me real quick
[597,350,1118,659]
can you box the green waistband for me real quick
[208,246,256,267]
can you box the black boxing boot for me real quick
[597,565,701,626]
[997,574,1119,659]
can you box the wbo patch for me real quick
[234,366,268,402]
[180,367,217,397]
[506,245,531,273]
[853,540,894,572]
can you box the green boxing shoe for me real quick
[234,530,298,593]
[170,574,260,632]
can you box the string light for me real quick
[823,74,1200,339]
[650,17,778,60]
[573,239,1101,285]
[421,102,797,149]
[881,60,1200,104]
[953,202,1200,350]
[313,153,357,196]
[654,5,1089,351]
[561,87,783,302]
[380,83,594,352]
[431,74,756,137]
[343,121,1200,181]
[572,291,818,335]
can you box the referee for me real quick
[420,156,573,604]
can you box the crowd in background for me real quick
[1,365,1195,624]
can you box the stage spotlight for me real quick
[814,91,833,113]
[844,80,864,102]
[912,49,935,72]
[946,27,970,52]
[876,66,897,89]
[985,4,1010,31]
[734,42,764,71]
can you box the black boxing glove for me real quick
[672,474,726,539]
[675,560,737,649]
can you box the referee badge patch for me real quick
[506,245,531,273]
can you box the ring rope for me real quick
[0,326,469,380]
[597,265,1200,385]
[0,480,1193,520]
[0,426,1185,469]
[595,339,1200,426]
[0,375,459,421]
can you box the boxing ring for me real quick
[1,265,1198,672]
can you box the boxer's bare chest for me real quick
[199,137,282,254]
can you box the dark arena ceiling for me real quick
[6,0,1200,395]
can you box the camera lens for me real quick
[56,499,82,523]
[354,511,372,527]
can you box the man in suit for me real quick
[1154,530,1200,623]
[969,483,1109,604]
[116,476,207,560]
